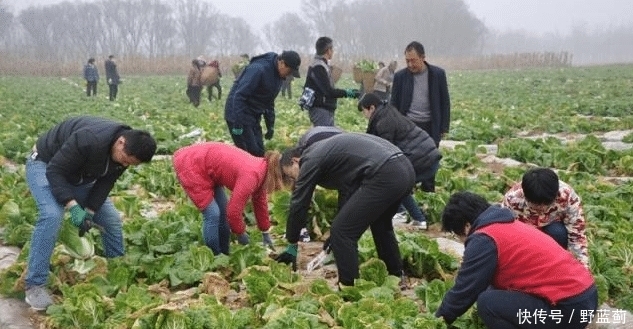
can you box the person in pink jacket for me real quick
[173,142,285,255]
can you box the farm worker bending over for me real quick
[207,60,223,102]
[25,116,157,311]
[436,191,597,328]
[291,125,345,242]
[225,50,301,157]
[275,133,414,286]
[186,59,203,107]
[300,36,360,126]
[172,142,285,255]
[358,92,441,230]
[502,167,589,268]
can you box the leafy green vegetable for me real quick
[57,219,95,260]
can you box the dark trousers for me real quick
[401,159,441,221]
[477,285,597,329]
[108,84,118,101]
[186,85,202,107]
[308,107,335,126]
[227,121,264,157]
[414,121,437,192]
[541,221,569,249]
[207,82,222,101]
[330,155,415,285]
[281,82,292,98]
[86,81,97,96]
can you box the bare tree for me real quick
[0,0,12,43]
[63,3,105,59]
[101,0,153,56]
[213,16,259,56]
[263,13,312,53]
[300,0,340,37]
[142,0,177,58]
[174,0,218,58]
[19,7,61,60]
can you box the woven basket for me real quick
[201,66,219,85]
[361,70,376,93]
[331,65,342,84]
[352,66,362,83]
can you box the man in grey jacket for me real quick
[24,116,156,310]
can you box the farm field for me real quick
[1,64,633,328]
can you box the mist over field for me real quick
[1,0,632,74]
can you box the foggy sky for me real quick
[5,0,633,36]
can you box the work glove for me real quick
[264,129,274,140]
[237,232,250,245]
[262,231,275,250]
[275,244,298,271]
[345,88,361,98]
[69,204,88,228]
[78,213,95,237]
[230,124,244,136]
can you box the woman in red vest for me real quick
[173,142,285,255]
[436,191,597,329]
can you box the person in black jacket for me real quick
[225,50,301,156]
[105,55,121,101]
[301,36,359,126]
[275,133,415,286]
[358,92,441,229]
[24,116,156,311]
[390,41,450,192]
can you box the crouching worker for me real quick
[275,133,415,286]
[172,142,285,255]
[358,92,441,229]
[25,116,157,310]
[436,191,597,329]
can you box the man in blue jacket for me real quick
[24,116,156,311]
[225,50,301,156]
[390,41,450,193]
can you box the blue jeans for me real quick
[201,186,230,255]
[401,160,440,222]
[25,159,124,288]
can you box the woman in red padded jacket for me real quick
[173,142,285,255]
